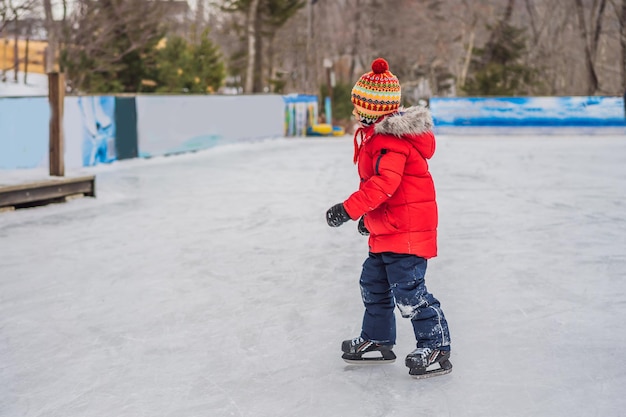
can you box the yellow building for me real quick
[0,38,48,75]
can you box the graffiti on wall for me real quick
[284,95,318,137]
[63,96,117,168]
[78,96,116,166]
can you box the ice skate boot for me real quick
[341,336,396,364]
[405,347,452,379]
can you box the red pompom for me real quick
[371,58,389,74]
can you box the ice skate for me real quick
[341,336,396,364]
[405,347,452,379]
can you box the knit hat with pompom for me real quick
[351,58,401,121]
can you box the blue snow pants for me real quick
[359,252,451,350]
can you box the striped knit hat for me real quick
[351,58,401,121]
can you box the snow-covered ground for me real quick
[0,71,48,97]
[1,134,625,417]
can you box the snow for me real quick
[0,71,48,97]
[1,134,626,417]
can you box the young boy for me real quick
[325,58,452,378]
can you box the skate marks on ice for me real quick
[1,136,626,417]
[339,355,455,417]
[342,352,452,379]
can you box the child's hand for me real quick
[358,216,369,236]
[326,203,350,227]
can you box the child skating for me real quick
[325,58,452,379]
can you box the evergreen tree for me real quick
[463,23,540,96]
[150,32,225,94]
[152,36,193,93]
[190,30,226,93]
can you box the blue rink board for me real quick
[430,96,626,127]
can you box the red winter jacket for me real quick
[343,106,438,258]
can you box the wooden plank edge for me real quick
[0,176,96,208]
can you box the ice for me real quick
[1,134,626,417]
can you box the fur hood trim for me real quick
[374,106,433,137]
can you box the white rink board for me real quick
[135,95,285,157]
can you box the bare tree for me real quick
[457,5,479,89]
[0,0,37,81]
[61,0,165,92]
[622,0,626,91]
[244,0,260,93]
[574,0,608,94]
[42,0,55,72]
[610,0,626,90]
[214,0,623,97]
[0,0,11,33]
[480,0,516,66]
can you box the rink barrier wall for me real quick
[430,96,626,135]
[135,95,284,158]
[114,97,139,161]
[1,95,625,170]
[0,94,285,170]
[0,97,49,170]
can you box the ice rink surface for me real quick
[1,134,625,417]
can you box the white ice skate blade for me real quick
[343,358,396,365]
[410,367,452,379]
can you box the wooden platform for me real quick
[0,176,96,211]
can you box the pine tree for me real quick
[150,32,225,94]
[152,36,192,93]
[190,29,226,93]
[462,22,540,96]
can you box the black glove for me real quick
[326,203,351,227]
[358,216,369,236]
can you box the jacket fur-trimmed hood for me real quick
[372,106,435,159]
[374,106,434,137]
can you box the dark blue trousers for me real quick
[359,252,451,350]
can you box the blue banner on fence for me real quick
[430,96,626,127]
